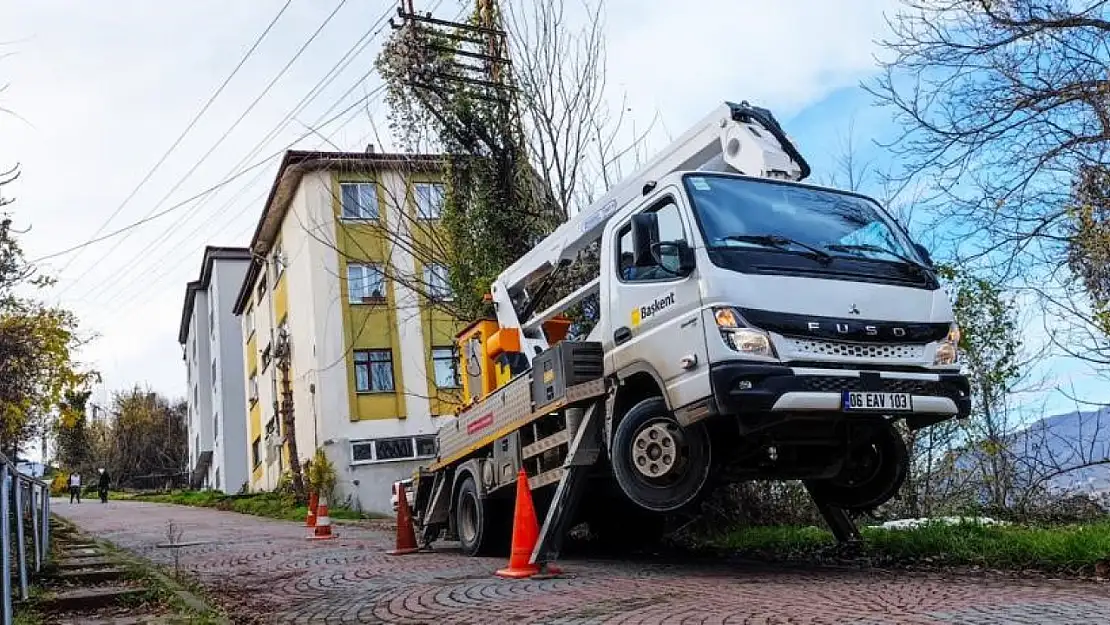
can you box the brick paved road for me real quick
[55,499,1110,625]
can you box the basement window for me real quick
[350,435,437,465]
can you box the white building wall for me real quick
[211,258,251,494]
[242,165,452,514]
[185,290,214,488]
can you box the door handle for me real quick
[614,327,632,345]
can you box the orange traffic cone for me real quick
[495,469,559,579]
[308,495,335,540]
[387,480,420,555]
[305,492,318,528]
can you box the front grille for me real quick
[797,376,947,396]
[784,338,925,362]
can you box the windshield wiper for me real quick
[824,243,929,276]
[719,234,833,264]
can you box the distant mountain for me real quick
[1015,406,1110,495]
[943,406,1110,503]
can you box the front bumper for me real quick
[709,361,971,422]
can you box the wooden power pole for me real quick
[274,327,306,501]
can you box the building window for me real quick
[193,384,198,406]
[414,182,445,220]
[350,435,437,464]
[431,346,460,388]
[211,359,217,385]
[248,374,258,404]
[209,300,215,340]
[273,240,286,279]
[256,274,267,303]
[215,468,220,490]
[252,437,261,468]
[353,349,394,392]
[347,263,385,303]
[261,343,272,372]
[213,412,219,439]
[340,182,379,220]
[423,264,452,300]
[245,307,255,338]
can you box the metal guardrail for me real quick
[0,456,51,625]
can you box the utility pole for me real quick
[274,327,306,501]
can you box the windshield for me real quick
[683,174,921,265]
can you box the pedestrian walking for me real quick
[97,467,110,503]
[68,471,82,504]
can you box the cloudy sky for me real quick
[0,0,1102,421]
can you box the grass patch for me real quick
[712,519,1110,574]
[120,490,383,523]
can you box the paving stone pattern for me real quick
[55,499,1110,624]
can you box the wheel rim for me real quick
[834,442,883,488]
[458,493,478,545]
[630,418,689,486]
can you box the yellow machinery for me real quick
[455,316,573,408]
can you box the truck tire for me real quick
[611,396,712,513]
[806,421,908,512]
[454,476,503,556]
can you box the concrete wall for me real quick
[212,258,251,494]
[185,290,213,487]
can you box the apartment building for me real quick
[178,246,252,494]
[231,149,463,514]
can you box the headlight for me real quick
[933,323,961,365]
[713,307,777,358]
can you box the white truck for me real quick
[406,100,970,565]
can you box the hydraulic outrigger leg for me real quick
[529,402,604,569]
[805,483,863,546]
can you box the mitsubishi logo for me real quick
[848,304,860,315]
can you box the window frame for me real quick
[248,374,259,405]
[273,240,286,279]
[414,182,445,220]
[422,263,453,301]
[340,181,381,221]
[352,348,395,393]
[251,436,262,468]
[349,435,437,466]
[614,195,692,285]
[347,263,387,304]
[431,346,461,389]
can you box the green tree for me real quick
[934,264,1026,510]
[1065,166,1110,336]
[0,171,96,457]
[89,387,187,488]
[54,388,93,472]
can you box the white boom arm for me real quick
[490,100,811,361]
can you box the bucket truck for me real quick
[405,100,971,565]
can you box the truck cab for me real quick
[596,170,970,514]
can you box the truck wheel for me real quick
[611,397,712,513]
[807,422,908,512]
[454,476,502,556]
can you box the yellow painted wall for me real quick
[273,273,288,326]
[332,171,407,422]
[403,174,466,415]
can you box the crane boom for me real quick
[490,100,811,358]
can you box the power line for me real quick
[30,90,382,264]
[100,92,386,314]
[79,4,401,308]
[51,0,294,280]
[54,0,351,298]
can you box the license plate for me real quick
[842,391,913,412]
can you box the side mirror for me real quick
[913,243,934,267]
[652,240,696,275]
[630,212,660,268]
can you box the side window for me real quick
[616,199,688,281]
